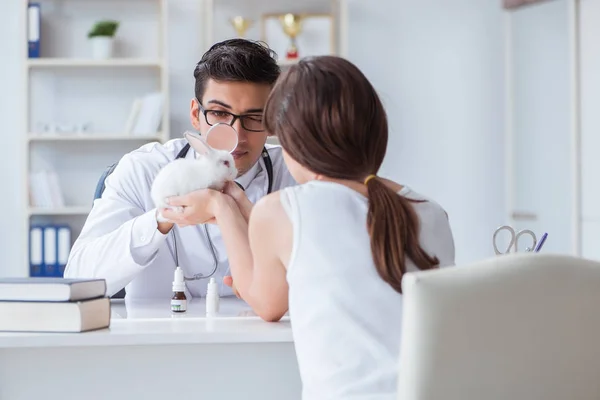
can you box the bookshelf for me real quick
[22,0,169,277]
[27,133,165,142]
[27,58,164,68]
[28,206,92,216]
[200,0,348,61]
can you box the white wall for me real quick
[347,0,506,264]
[508,0,573,254]
[580,0,600,260]
[0,0,505,277]
[0,0,26,276]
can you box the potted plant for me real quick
[88,20,119,59]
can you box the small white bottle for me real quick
[171,267,187,313]
[206,277,220,316]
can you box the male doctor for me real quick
[64,39,296,298]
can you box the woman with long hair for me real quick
[163,55,455,398]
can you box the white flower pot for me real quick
[90,36,114,59]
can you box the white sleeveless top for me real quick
[280,180,455,399]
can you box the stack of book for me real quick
[0,278,110,333]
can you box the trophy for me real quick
[230,16,252,38]
[279,13,303,60]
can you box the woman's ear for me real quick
[189,98,202,131]
[184,131,211,155]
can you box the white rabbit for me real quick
[151,131,238,222]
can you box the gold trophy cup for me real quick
[230,16,253,38]
[279,13,303,60]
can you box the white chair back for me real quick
[397,253,600,400]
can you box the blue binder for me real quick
[29,224,73,277]
[43,225,58,277]
[29,225,44,277]
[28,3,40,58]
[56,225,72,277]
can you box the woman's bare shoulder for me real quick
[251,190,288,225]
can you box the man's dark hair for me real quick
[193,39,280,101]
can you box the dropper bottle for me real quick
[206,277,220,316]
[171,267,187,313]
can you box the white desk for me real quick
[0,298,301,400]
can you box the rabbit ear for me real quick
[183,131,212,155]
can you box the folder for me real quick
[29,224,73,277]
[43,225,58,277]
[28,3,40,58]
[56,225,71,277]
[29,225,43,277]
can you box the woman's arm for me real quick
[214,191,291,322]
[222,181,254,222]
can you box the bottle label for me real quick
[171,299,187,312]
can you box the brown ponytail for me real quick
[263,55,439,294]
[365,177,439,293]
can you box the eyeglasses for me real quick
[198,102,265,132]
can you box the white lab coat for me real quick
[64,138,297,298]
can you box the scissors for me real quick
[492,225,537,255]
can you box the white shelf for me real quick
[28,206,91,216]
[278,59,298,66]
[27,133,165,142]
[27,58,163,68]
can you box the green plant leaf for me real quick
[88,20,119,38]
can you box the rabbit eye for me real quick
[222,160,230,167]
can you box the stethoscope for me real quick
[170,125,274,281]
